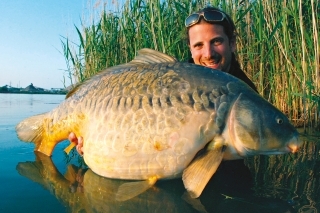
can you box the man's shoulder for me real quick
[231,69,257,92]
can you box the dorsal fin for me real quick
[65,83,80,99]
[65,48,177,99]
[130,48,177,64]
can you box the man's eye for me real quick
[194,43,203,49]
[212,38,223,45]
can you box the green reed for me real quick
[245,136,320,209]
[61,0,319,129]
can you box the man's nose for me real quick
[203,45,215,59]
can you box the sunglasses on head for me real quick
[185,10,229,28]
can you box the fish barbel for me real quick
[16,48,301,200]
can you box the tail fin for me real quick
[16,113,56,156]
[16,113,45,142]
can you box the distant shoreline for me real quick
[0,91,67,95]
[0,83,68,95]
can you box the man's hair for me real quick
[185,6,236,44]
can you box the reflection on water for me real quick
[17,152,198,213]
[0,94,67,212]
[16,141,320,213]
[0,93,64,126]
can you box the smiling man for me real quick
[185,6,257,92]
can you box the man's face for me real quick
[188,21,236,72]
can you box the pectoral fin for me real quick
[116,176,158,201]
[182,137,226,198]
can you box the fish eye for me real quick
[276,117,283,124]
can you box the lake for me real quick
[0,93,319,213]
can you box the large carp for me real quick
[16,48,301,200]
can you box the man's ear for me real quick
[188,44,194,58]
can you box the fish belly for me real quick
[82,106,216,180]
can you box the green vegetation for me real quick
[61,0,319,129]
[245,135,320,207]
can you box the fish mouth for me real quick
[244,145,300,156]
[243,137,301,156]
[287,136,302,153]
[287,144,299,153]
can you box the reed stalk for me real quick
[245,136,320,210]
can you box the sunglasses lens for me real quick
[185,13,200,27]
[185,10,226,27]
[203,11,224,21]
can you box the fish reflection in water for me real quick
[16,151,300,213]
[17,152,211,213]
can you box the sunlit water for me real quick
[0,93,319,213]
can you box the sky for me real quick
[0,1,97,89]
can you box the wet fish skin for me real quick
[79,62,233,180]
[16,49,301,198]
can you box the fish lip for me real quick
[287,137,302,153]
[287,144,300,153]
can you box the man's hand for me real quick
[68,132,84,156]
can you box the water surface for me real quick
[0,93,319,212]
